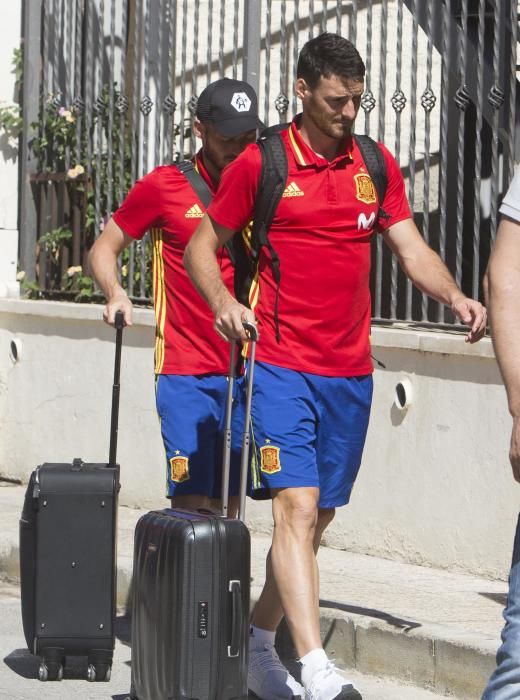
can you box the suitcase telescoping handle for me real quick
[221,321,258,521]
[108,310,124,468]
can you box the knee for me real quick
[272,488,319,534]
[317,507,335,533]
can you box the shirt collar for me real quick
[287,115,354,168]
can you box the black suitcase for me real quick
[19,312,125,683]
[129,325,258,700]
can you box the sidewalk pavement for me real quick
[0,482,506,699]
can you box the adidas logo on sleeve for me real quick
[185,203,205,218]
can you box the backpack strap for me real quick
[233,131,288,342]
[175,160,212,207]
[175,160,236,264]
[353,135,390,228]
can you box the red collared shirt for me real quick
[113,153,234,375]
[208,119,411,376]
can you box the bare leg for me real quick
[251,503,335,633]
[251,487,335,656]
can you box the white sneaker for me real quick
[248,642,305,699]
[303,661,362,700]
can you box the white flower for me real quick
[67,164,84,179]
[16,270,25,281]
[59,108,74,123]
[67,265,82,277]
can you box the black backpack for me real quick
[176,130,389,338]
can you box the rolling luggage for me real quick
[19,311,125,682]
[129,324,258,700]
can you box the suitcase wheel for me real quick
[87,662,112,682]
[38,660,63,682]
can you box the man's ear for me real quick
[192,118,204,140]
[295,78,309,101]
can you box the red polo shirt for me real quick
[113,153,234,375]
[208,119,411,376]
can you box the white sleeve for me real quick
[500,169,520,222]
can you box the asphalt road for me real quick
[0,581,455,700]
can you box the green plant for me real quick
[12,47,22,86]
[62,266,95,302]
[38,226,73,258]
[0,103,22,144]
[0,47,23,147]
[28,82,168,301]
[31,102,79,172]
[19,228,96,302]
[20,278,43,299]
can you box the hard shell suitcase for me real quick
[129,325,258,700]
[19,312,125,682]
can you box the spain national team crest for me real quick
[354,172,377,204]
[260,445,282,474]
[170,455,190,483]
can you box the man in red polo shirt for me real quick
[185,34,487,700]
[88,78,263,513]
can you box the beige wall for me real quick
[0,299,515,580]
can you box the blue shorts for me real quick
[250,362,373,509]
[155,373,244,499]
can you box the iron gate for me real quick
[20,0,518,323]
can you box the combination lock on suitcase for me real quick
[129,323,258,700]
[19,311,125,682]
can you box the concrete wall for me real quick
[320,328,514,581]
[0,298,515,580]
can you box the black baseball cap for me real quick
[195,78,264,137]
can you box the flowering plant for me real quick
[25,85,155,301]
[30,98,80,171]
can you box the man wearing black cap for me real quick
[88,78,263,516]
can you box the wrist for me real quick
[108,287,128,304]
[449,290,467,309]
[510,406,520,421]
[211,289,235,316]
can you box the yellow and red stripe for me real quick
[151,227,167,373]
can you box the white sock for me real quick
[300,647,328,686]
[249,624,276,651]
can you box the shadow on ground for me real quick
[479,591,507,607]
[319,598,421,633]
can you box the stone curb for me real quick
[316,606,495,700]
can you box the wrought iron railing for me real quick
[20,0,518,324]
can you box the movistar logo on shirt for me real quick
[282,181,305,198]
[185,203,205,218]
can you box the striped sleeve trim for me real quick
[151,228,167,373]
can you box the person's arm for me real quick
[87,218,135,326]
[382,218,487,343]
[487,216,520,481]
[184,214,255,341]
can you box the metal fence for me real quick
[20,0,518,323]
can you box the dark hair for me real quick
[297,33,365,88]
